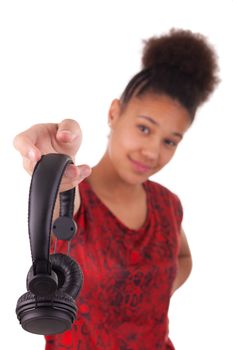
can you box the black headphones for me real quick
[16,153,83,335]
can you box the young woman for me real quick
[14,29,219,350]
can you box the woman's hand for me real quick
[13,118,91,191]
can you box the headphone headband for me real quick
[28,153,75,273]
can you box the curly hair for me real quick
[120,29,220,119]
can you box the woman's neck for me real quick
[88,152,144,202]
[87,152,148,230]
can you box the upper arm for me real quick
[178,227,192,258]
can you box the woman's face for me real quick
[107,93,191,185]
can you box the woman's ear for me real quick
[108,99,121,128]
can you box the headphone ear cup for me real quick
[49,253,83,299]
[26,266,58,297]
[26,254,83,299]
[16,291,77,335]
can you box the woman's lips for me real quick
[129,157,152,174]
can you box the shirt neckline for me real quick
[83,178,152,233]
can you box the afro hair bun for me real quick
[141,28,220,110]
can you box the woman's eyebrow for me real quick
[137,115,159,125]
[137,115,183,139]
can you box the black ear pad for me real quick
[50,254,83,299]
[16,291,77,335]
[26,254,83,299]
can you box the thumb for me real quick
[56,119,82,145]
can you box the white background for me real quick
[0,0,233,349]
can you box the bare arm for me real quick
[171,228,192,294]
[13,119,91,219]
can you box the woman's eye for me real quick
[137,125,150,134]
[164,139,177,147]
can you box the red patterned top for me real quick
[45,179,183,350]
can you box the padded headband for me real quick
[28,153,76,275]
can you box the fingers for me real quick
[60,164,92,192]
[13,133,42,162]
[13,119,86,181]
[14,132,42,176]
[14,119,82,159]
[56,119,82,152]
[13,126,44,176]
[22,159,92,188]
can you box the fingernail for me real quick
[64,167,77,178]
[59,130,76,141]
[79,167,91,179]
[27,149,36,161]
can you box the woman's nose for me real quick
[141,139,161,161]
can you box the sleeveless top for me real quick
[45,179,183,350]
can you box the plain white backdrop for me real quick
[0,0,232,349]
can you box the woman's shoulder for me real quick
[145,179,180,199]
[145,179,183,219]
